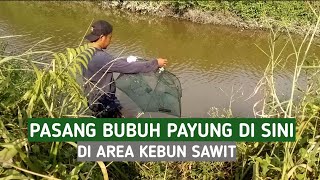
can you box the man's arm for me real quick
[109,58,159,73]
[97,52,167,73]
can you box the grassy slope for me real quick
[101,1,320,34]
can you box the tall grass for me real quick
[135,4,320,180]
[249,4,320,179]
[0,37,146,179]
[0,40,102,179]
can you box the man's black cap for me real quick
[85,20,113,42]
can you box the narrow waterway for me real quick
[0,2,314,117]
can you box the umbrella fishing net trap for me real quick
[116,65,182,117]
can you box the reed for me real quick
[248,4,320,179]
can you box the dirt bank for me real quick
[99,1,319,35]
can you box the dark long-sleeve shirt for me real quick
[82,48,159,102]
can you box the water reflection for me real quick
[0,2,314,117]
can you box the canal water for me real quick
[0,2,315,117]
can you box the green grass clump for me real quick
[134,4,320,180]
[106,1,320,33]
[170,1,319,25]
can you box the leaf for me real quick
[18,149,41,173]
[76,54,89,67]
[0,121,10,143]
[22,90,32,100]
[18,106,23,129]
[82,44,88,49]
[32,63,42,80]
[0,139,27,162]
[296,173,305,180]
[46,86,52,98]
[299,148,307,158]
[75,47,81,55]
[55,55,62,71]
[57,78,62,89]
[0,148,18,162]
[0,56,16,65]
[69,162,85,179]
[254,157,270,176]
[72,48,79,62]
[54,53,62,66]
[79,46,85,52]
[66,142,77,148]
[74,63,82,74]
[27,95,36,117]
[287,164,313,179]
[58,53,68,67]
[97,161,109,180]
[87,47,95,56]
[0,175,29,180]
[40,94,53,117]
[67,48,75,61]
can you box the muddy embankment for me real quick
[99,1,320,35]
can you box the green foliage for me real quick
[157,1,320,28]
[0,43,97,179]
[22,44,95,118]
[107,1,320,32]
[226,1,317,24]
[171,1,196,14]
[107,3,320,179]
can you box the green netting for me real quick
[115,68,182,117]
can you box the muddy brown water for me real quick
[0,2,316,117]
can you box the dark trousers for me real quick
[89,95,123,118]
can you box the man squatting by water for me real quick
[82,20,167,118]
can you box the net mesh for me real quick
[115,68,182,117]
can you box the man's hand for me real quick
[157,58,168,67]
